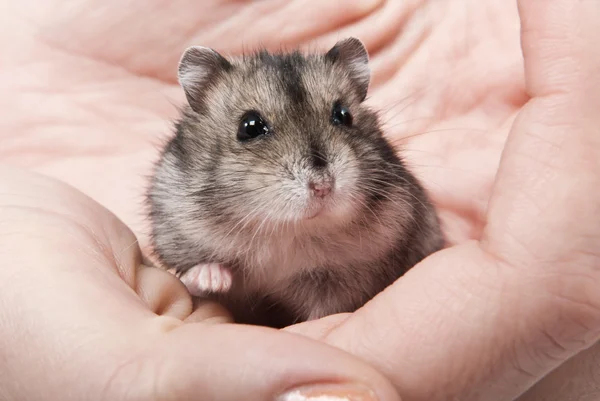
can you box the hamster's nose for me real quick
[308,179,333,198]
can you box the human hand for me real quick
[0,165,402,401]
[287,1,600,400]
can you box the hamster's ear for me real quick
[178,46,233,113]
[325,37,370,101]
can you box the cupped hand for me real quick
[0,166,401,401]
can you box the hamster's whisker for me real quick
[361,174,420,203]
[238,204,267,239]
[389,127,488,144]
[348,195,365,250]
[249,206,275,250]
[359,178,416,202]
[358,183,423,226]
[377,86,427,118]
[363,173,430,213]
[251,205,274,242]
[362,164,427,195]
[346,192,386,237]
[352,193,384,226]
[206,200,266,263]
[358,181,415,213]
[224,203,265,239]
[234,212,266,261]
[269,197,291,238]
[380,115,435,130]
[377,83,438,127]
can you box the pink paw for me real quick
[179,263,232,297]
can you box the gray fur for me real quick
[146,38,444,328]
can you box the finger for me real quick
[0,173,162,399]
[0,163,202,322]
[482,0,600,345]
[483,0,600,270]
[185,298,234,324]
[136,259,233,323]
[123,323,402,401]
[135,263,193,319]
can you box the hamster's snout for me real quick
[301,172,337,220]
[289,146,358,222]
[308,177,334,198]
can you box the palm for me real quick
[2,0,524,252]
[368,0,525,246]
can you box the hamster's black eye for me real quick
[331,103,353,127]
[238,111,270,141]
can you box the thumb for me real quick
[119,322,401,401]
[482,0,600,342]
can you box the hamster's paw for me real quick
[179,263,232,296]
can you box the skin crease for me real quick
[0,0,599,400]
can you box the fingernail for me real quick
[278,383,378,401]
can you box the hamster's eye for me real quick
[238,111,270,141]
[331,103,353,127]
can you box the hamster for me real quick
[146,37,444,328]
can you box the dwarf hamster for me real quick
[146,37,444,328]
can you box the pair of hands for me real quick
[1,0,599,400]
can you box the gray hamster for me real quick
[146,37,444,328]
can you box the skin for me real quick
[1,0,599,400]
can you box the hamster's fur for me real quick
[146,38,444,328]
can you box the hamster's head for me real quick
[169,38,406,229]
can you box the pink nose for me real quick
[309,180,332,198]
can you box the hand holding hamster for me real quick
[3,0,600,400]
[147,38,444,327]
